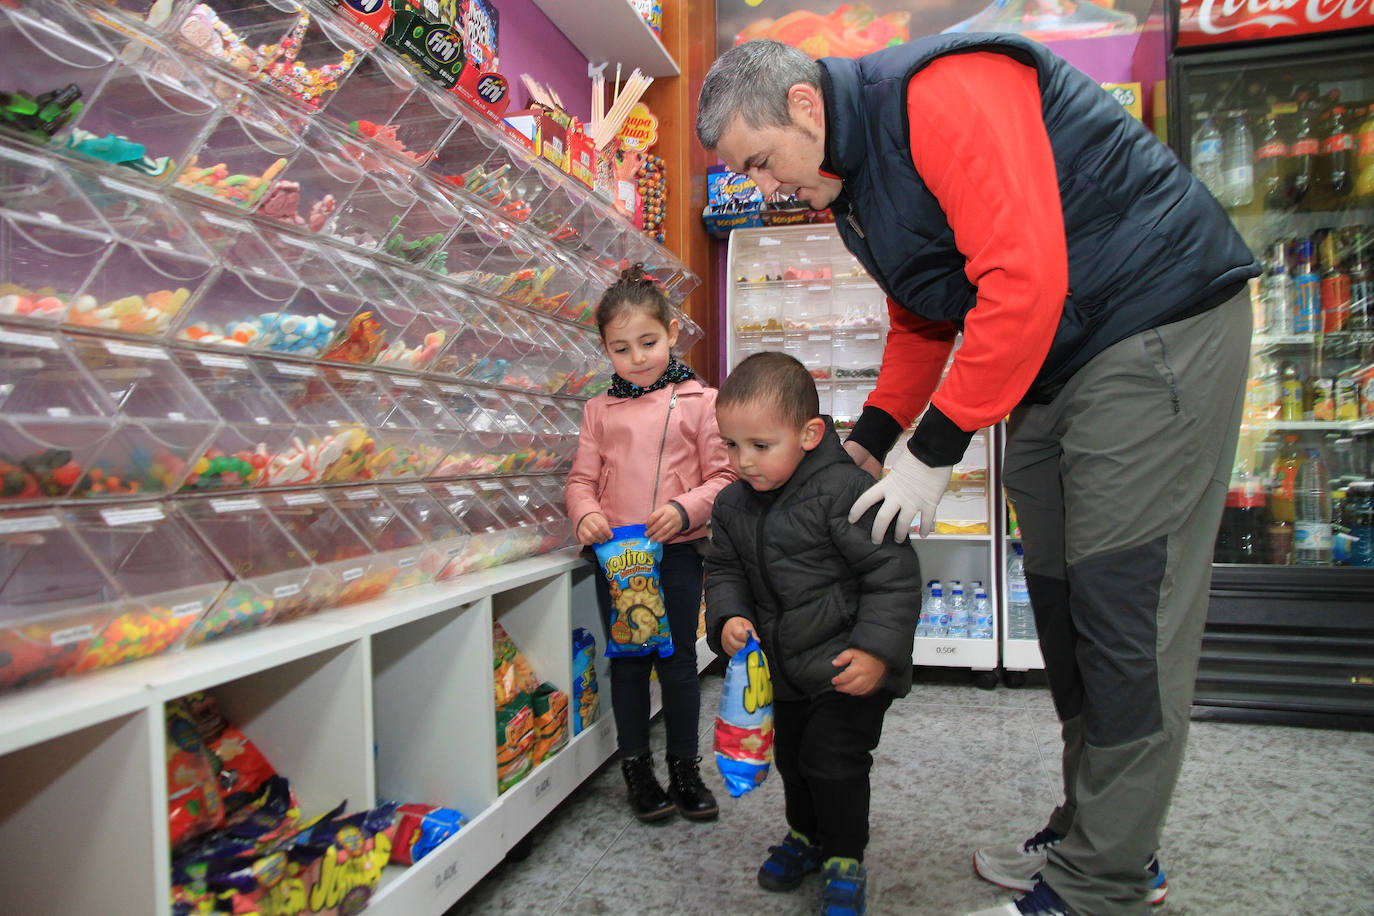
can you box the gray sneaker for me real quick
[972,826,1064,892]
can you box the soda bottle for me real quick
[1348,226,1372,332]
[1292,237,1321,334]
[1347,480,1374,567]
[1278,360,1304,420]
[1254,109,1291,210]
[1294,448,1333,565]
[1356,107,1374,202]
[1319,230,1351,333]
[1221,112,1254,208]
[1289,104,1317,206]
[1265,244,1295,334]
[1323,105,1355,199]
[1191,115,1226,203]
[1268,435,1303,565]
[1234,474,1268,564]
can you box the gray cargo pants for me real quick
[1003,293,1251,915]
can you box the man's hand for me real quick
[848,448,952,543]
[576,511,613,545]
[644,504,685,543]
[843,440,883,479]
[720,616,756,656]
[831,648,885,695]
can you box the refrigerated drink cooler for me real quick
[1167,0,1374,727]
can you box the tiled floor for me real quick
[447,667,1374,915]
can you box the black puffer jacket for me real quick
[704,420,923,701]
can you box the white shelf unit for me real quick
[0,551,634,915]
[724,225,1000,675]
[530,0,678,77]
[997,425,1045,676]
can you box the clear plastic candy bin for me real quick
[252,358,371,486]
[326,485,429,597]
[320,366,442,481]
[65,502,229,673]
[381,482,469,582]
[257,489,373,620]
[1,0,117,148]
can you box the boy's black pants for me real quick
[773,690,893,861]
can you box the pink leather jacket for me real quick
[564,379,735,543]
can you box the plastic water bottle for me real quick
[1006,544,1036,640]
[946,581,968,639]
[918,580,942,638]
[1265,252,1295,335]
[1191,115,1226,203]
[1294,448,1333,566]
[970,586,993,639]
[1221,113,1254,208]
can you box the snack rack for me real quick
[0,0,699,909]
[723,224,1002,683]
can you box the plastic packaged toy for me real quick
[713,634,774,797]
[593,525,673,658]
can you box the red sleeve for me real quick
[854,53,1067,463]
[907,51,1067,442]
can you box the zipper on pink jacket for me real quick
[648,387,678,516]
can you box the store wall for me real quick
[494,0,595,122]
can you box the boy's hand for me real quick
[843,440,883,479]
[576,512,613,545]
[831,648,885,696]
[720,616,756,656]
[644,503,685,543]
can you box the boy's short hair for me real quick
[718,352,820,429]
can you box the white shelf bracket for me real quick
[588,61,609,79]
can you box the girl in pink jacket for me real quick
[565,264,735,825]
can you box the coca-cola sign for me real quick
[1177,0,1374,46]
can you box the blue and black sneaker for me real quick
[821,856,867,916]
[757,829,822,892]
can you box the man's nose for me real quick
[753,173,779,196]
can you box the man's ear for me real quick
[788,83,825,131]
[800,417,826,451]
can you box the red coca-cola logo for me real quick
[1178,0,1374,46]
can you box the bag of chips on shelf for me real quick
[530,681,569,763]
[713,633,774,797]
[166,697,226,849]
[571,627,600,734]
[493,621,541,707]
[382,802,469,865]
[496,693,535,793]
[593,524,673,658]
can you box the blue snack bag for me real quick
[713,633,774,797]
[593,525,674,658]
[571,627,600,734]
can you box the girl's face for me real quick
[602,308,679,387]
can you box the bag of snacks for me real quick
[383,802,468,865]
[166,698,226,849]
[493,621,541,707]
[593,525,673,658]
[530,682,569,763]
[496,693,535,793]
[571,627,600,734]
[713,633,774,797]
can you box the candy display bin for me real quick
[172,493,328,645]
[425,480,516,576]
[427,115,552,223]
[319,365,441,481]
[341,74,462,171]
[472,478,543,564]
[60,175,218,338]
[0,210,112,327]
[466,294,539,387]
[503,393,569,474]
[257,489,374,617]
[0,327,120,502]
[428,383,520,477]
[0,507,123,691]
[541,396,582,474]
[546,258,607,325]
[378,374,465,447]
[378,277,463,373]
[438,291,499,380]
[255,119,367,234]
[172,349,300,491]
[563,327,610,397]
[321,158,419,251]
[172,99,301,211]
[459,210,551,308]
[326,485,430,595]
[0,0,116,147]
[247,6,368,112]
[381,481,469,581]
[526,317,583,395]
[318,269,417,365]
[500,313,558,393]
[552,195,624,262]
[165,0,306,80]
[525,247,588,322]
[506,474,574,555]
[64,335,222,495]
[65,501,230,673]
[380,177,466,274]
[317,51,421,159]
[253,358,371,486]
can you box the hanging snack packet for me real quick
[166,698,226,849]
[713,633,774,797]
[593,524,674,658]
[571,627,600,734]
[530,681,569,763]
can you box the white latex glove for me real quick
[848,448,953,544]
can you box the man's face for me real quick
[713,89,842,211]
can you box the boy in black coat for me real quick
[706,351,923,916]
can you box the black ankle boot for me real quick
[620,753,675,823]
[666,753,719,821]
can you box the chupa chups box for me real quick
[384,0,467,88]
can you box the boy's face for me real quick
[716,402,824,492]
